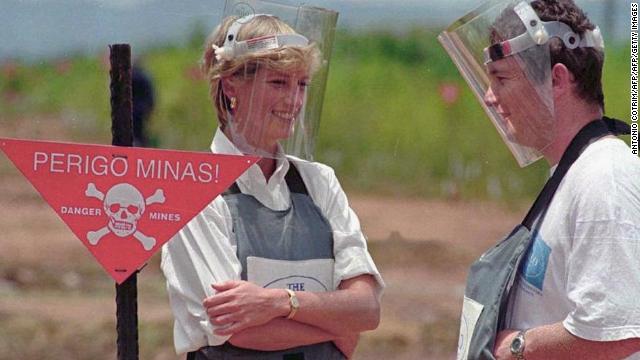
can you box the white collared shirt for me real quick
[161,128,384,354]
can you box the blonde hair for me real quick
[201,15,322,128]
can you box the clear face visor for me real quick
[216,0,338,160]
[438,0,604,167]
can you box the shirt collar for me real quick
[210,128,244,156]
[210,128,287,158]
[210,128,290,187]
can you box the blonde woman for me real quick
[161,13,384,360]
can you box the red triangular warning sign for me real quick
[0,138,258,284]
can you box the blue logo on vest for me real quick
[520,234,551,291]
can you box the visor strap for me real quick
[483,1,544,63]
[579,26,605,49]
[484,1,605,63]
[223,14,263,48]
[214,14,310,61]
[514,1,547,45]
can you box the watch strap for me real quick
[511,329,527,360]
[285,289,299,320]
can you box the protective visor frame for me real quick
[438,0,607,167]
[483,1,604,64]
[213,14,310,61]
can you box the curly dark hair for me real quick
[491,0,605,109]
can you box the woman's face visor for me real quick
[216,0,338,161]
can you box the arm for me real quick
[298,165,384,335]
[289,274,381,335]
[228,317,358,357]
[160,198,241,349]
[332,332,359,359]
[494,324,640,360]
[228,318,338,351]
[204,274,380,336]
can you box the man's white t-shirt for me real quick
[506,137,640,358]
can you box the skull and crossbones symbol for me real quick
[85,182,165,251]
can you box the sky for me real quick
[1,0,629,61]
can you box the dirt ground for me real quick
[0,169,526,360]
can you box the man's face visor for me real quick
[439,0,604,167]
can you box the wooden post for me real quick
[109,43,139,360]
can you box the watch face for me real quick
[290,295,300,308]
[510,336,524,353]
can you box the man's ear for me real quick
[551,63,575,96]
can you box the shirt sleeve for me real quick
[160,197,242,354]
[300,162,385,291]
[562,162,640,341]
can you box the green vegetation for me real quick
[0,29,631,200]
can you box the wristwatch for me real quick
[509,329,527,360]
[285,289,299,319]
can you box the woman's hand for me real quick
[203,280,289,336]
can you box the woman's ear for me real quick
[221,76,238,98]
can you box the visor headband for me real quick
[484,1,604,64]
[213,14,309,61]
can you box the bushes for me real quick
[0,29,630,200]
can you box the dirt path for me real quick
[351,193,524,248]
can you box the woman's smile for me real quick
[272,110,297,121]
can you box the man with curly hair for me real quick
[441,1,640,359]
